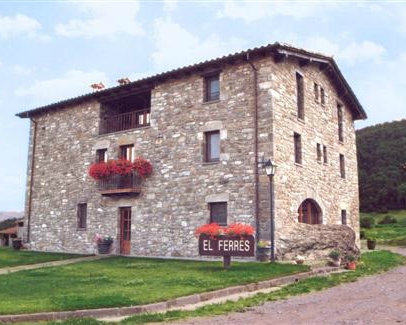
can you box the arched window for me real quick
[298,199,322,224]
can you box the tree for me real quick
[357,119,406,211]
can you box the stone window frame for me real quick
[339,153,346,179]
[313,82,319,103]
[119,144,135,162]
[204,130,220,163]
[320,87,326,106]
[295,72,304,120]
[200,121,226,165]
[337,101,344,143]
[316,143,322,162]
[77,203,87,230]
[96,148,107,163]
[341,209,347,225]
[323,145,328,164]
[294,132,302,165]
[209,202,228,226]
[203,73,220,103]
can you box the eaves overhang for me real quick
[16,42,366,120]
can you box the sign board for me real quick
[198,234,255,257]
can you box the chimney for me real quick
[117,77,131,85]
[91,82,105,91]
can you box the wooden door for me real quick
[298,199,320,224]
[120,207,131,255]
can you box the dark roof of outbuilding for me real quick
[16,42,367,120]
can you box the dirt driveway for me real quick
[168,247,406,325]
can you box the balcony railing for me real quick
[98,172,141,195]
[100,109,150,135]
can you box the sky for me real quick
[0,1,405,212]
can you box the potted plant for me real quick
[94,234,114,254]
[256,240,271,262]
[328,250,341,267]
[346,255,357,270]
[12,238,23,250]
[367,238,376,250]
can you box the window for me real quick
[77,203,87,230]
[120,144,134,161]
[204,74,220,102]
[209,202,227,226]
[323,145,328,164]
[340,154,346,178]
[320,87,325,105]
[337,103,344,142]
[316,143,322,162]
[296,73,304,119]
[341,210,347,225]
[96,149,107,163]
[138,111,150,126]
[205,131,220,162]
[294,132,302,164]
[314,83,319,102]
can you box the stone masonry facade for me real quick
[18,43,366,259]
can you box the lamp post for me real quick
[263,159,277,262]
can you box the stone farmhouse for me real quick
[17,43,367,260]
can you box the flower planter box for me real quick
[256,246,271,262]
[97,242,111,254]
[12,239,23,250]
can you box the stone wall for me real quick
[25,62,259,256]
[260,57,361,252]
[23,53,361,259]
[278,223,360,260]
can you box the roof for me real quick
[16,42,367,120]
[0,226,17,235]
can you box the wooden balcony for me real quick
[98,172,141,195]
[100,109,150,135]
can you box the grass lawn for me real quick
[0,256,308,315]
[360,210,406,245]
[15,250,406,325]
[0,247,85,268]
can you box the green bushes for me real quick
[360,210,406,246]
[360,216,375,229]
[378,215,397,225]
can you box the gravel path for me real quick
[168,247,406,325]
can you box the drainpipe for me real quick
[26,117,37,243]
[246,52,260,242]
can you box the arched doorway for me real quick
[298,199,322,224]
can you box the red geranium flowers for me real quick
[195,223,254,239]
[88,157,153,180]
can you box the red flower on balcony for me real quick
[109,159,133,175]
[88,162,111,180]
[88,158,153,180]
[133,156,153,177]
